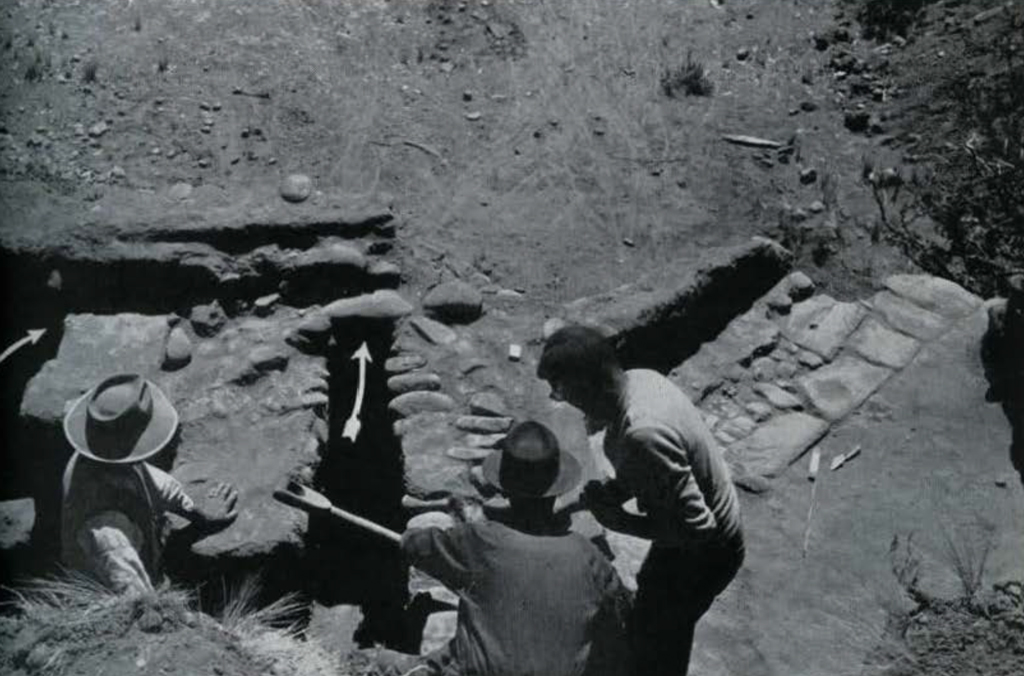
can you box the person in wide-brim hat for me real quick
[61,373,239,594]
[390,420,631,676]
[482,420,582,499]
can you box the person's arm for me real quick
[589,428,718,545]
[145,465,238,528]
[401,524,473,591]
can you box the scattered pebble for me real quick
[799,167,818,185]
[163,326,192,370]
[809,200,826,214]
[465,111,482,121]
[280,173,312,203]
[87,121,108,137]
[736,46,751,61]
[508,344,522,361]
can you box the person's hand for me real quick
[587,500,632,532]
[192,481,239,531]
[581,479,627,508]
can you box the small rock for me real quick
[733,473,772,494]
[388,371,443,395]
[787,272,815,300]
[754,382,803,409]
[138,608,164,633]
[423,280,484,324]
[407,511,456,530]
[808,200,826,213]
[744,401,773,422]
[543,317,567,340]
[446,446,494,462]
[719,415,757,440]
[168,182,193,200]
[249,345,289,373]
[389,391,456,418]
[767,293,793,315]
[254,293,280,317]
[799,167,818,184]
[508,344,523,361]
[800,101,819,112]
[776,361,799,378]
[470,391,509,418]
[386,353,427,374]
[88,121,108,137]
[411,316,457,346]
[464,433,506,449]
[750,357,777,381]
[110,165,126,179]
[465,111,482,121]
[736,47,751,61]
[190,300,227,337]
[797,350,823,369]
[455,415,514,434]
[280,173,313,203]
[163,326,192,370]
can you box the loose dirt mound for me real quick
[871,582,1024,676]
[0,578,334,676]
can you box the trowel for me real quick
[273,482,401,544]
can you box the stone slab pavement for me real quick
[688,305,1024,675]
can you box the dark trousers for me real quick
[629,540,744,676]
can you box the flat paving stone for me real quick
[324,290,413,323]
[410,316,458,346]
[784,295,866,359]
[387,371,442,395]
[870,291,949,341]
[389,391,456,418]
[727,412,830,478]
[454,415,514,434]
[385,353,427,375]
[848,317,920,369]
[884,274,982,318]
[798,355,892,421]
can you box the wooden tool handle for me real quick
[273,490,402,544]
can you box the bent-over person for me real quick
[538,325,744,676]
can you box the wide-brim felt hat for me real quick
[482,421,582,498]
[64,373,178,464]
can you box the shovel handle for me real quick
[273,489,402,545]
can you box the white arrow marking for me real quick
[0,329,46,365]
[341,342,373,442]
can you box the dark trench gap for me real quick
[305,319,412,650]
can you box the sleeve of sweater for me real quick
[144,464,196,518]
[619,426,718,545]
[401,524,473,591]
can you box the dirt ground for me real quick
[2,0,1023,674]
[0,0,929,309]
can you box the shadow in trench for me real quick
[306,320,413,651]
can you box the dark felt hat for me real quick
[63,373,178,464]
[482,421,581,498]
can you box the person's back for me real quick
[403,519,629,676]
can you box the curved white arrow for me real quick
[341,342,373,442]
[0,329,46,365]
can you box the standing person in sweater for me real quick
[538,325,744,676]
[61,373,239,594]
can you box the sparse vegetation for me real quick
[660,51,713,98]
[24,47,47,82]
[82,57,98,83]
[941,518,996,599]
[850,0,939,39]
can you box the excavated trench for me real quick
[0,234,412,643]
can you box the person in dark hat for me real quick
[396,420,632,676]
[61,373,239,594]
[538,325,744,676]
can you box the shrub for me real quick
[851,0,939,39]
[660,51,713,98]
